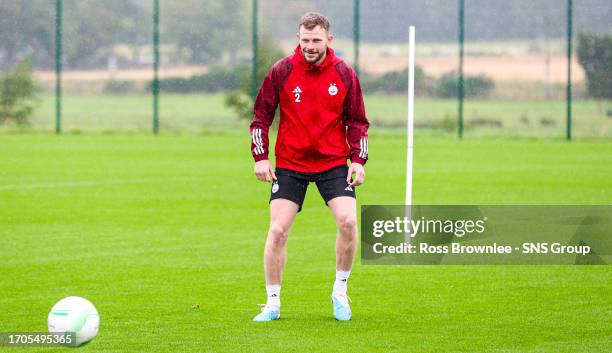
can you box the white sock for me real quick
[266,284,281,308]
[333,270,351,295]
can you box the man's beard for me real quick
[302,49,325,64]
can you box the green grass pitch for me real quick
[1,131,610,352]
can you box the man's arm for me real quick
[337,62,370,185]
[337,63,369,166]
[249,59,292,182]
[250,72,278,163]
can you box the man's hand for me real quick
[347,162,365,187]
[254,160,277,183]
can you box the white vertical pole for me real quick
[405,26,415,243]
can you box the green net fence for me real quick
[0,0,610,138]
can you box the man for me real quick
[249,12,369,322]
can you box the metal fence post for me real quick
[152,0,160,135]
[353,0,360,76]
[566,0,573,141]
[458,0,465,139]
[251,0,258,102]
[55,0,62,134]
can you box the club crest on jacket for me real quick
[328,83,338,96]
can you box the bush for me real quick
[577,32,612,99]
[0,58,39,126]
[103,80,139,94]
[149,66,247,93]
[360,68,492,98]
[224,92,253,122]
[436,71,495,98]
[361,66,433,95]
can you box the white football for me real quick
[48,296,99,346]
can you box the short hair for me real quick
[299,12,330,32]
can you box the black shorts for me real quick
[270,165,356,212]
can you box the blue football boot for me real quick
[253,305,280,322]
[332,293,352,321]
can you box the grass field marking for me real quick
[0,176,204,192]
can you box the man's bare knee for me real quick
[337,216,357,237]
[268,223,290,247]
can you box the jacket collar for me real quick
[293,45,335,71]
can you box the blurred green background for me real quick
[0,0,610,139]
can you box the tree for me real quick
[577,32,612,99]
[0,0,148,69]
[0,0,54,69]
[161,0,248,65]
[61,0,149,69]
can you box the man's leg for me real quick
[328,196,358,271]
[264,198,299,286]
[253,198,299,322]
[327,196,357,321]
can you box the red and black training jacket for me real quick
[250,46,369,173]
